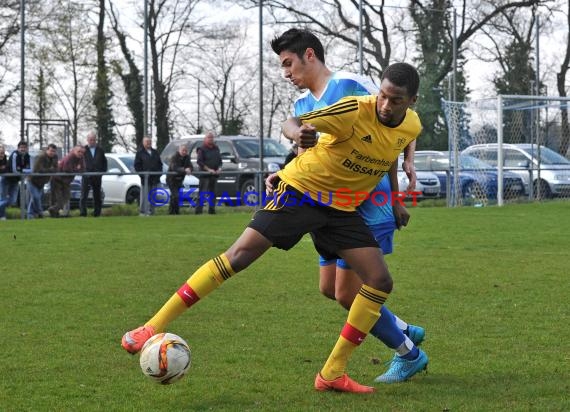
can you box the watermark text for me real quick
[148,187,422,208]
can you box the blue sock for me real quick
[369,306,406,349]
[401,346,419,360]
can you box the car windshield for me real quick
[457,154,493,169]
[431,153,494,170]
[521,146,570,165]
[118,156,136,172]
[233,139,289,158]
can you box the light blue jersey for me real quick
[294,71,395,228]
[358,175,397,227]
[293,71,378,116]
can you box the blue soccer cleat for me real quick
[374,349,428,384]
[406,324,425,346]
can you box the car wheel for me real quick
[463,182,487,205]
[126,187,140,205]
[533,179,552,199]
[240,178,259,205]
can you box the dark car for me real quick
[161,135,289,204]
[413,150,525,203]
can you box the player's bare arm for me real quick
[402,140,417,191]
[388,161,410,229]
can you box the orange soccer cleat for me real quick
[314,373,375,393]
[121,325,155,354]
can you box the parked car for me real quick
[160,135,289,203]
[103,153,142,205]
[412,150,525,202]
[396,169,441,200]
[462,143,570,198]
[104,153,199,207]
[63,176,99,209]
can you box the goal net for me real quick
[441,95,570,206]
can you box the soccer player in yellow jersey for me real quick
[122,62,421,394]
[271,28,427,384]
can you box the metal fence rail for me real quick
[0,169,270,219]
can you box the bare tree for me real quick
[108,0,144,149]
[147,0,201,151]
[557,1,570,156]
[94,0,116,152]
[0,1,20,110]
[237,0,396,78]
[37,0,97,146]
[187,23,255,135]
[475,5,547,95]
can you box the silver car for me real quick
[397,155,441,199]
[462,143,570,198]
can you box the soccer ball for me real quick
[139,333,191,384]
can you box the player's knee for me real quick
[319,285,336,301]
[365,271,393,294]
[378,275,393,294]
[224,249,249,272]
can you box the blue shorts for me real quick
[319,222,395,269]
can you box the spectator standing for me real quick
[0,145,8,219]
[0,141,31,220]
[48,145,85,218]
[195,131,222,215]
[167,144,192,215]
[134,136,162,216]
[27,143,58,219]
[80,131,107,217]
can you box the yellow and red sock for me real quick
[146,254,235,331]
[320,285,388,380]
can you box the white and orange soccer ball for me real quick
[139,333,191,384]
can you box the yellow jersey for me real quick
[278,95,421,211]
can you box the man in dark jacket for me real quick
[0,144,8,219]
[0,140,31,220]
[80,131,107,217]
[134,136,163,215]
[195,131,222,215]
[27,143,58,219]
[167,144,192,215]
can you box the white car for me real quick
[397,170,441,199]
[159,172,200,205]
[103,153,200,206]
[396,154,442,199]
[103,153,142,205]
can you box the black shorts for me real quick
[247,182,377,260]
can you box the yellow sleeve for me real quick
[298,96,359,142]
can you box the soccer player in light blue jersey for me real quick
[271,28,428,383]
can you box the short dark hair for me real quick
[270,29,325,64]
[381,63,420,97]
[17,140,28,148]
[47,143,57,150]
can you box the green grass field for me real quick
[1,201,569,411]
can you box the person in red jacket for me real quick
[48,145,85,218]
